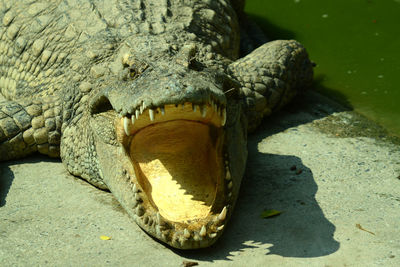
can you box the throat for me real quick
[130,120,224,222]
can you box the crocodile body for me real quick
[0,0,313,249]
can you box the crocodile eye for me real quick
[121,54,149,80]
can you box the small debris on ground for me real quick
[290,165,297,171]
[100,235,112,240]
[261,209,282,218]
[356,224,375,235]
[296,169,303,175]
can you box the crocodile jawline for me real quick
[115,101,232,248]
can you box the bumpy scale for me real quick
[0,0,313,249]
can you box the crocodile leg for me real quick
[228,40,314,132]
[0,98,62,161]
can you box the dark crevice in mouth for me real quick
[115,101,234,248]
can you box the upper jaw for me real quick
[109,98,235,249]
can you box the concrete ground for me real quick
[1,92,399,266]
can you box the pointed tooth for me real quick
[149,109,155,121]
[218,206,227,221]
[222,108,226,126]
[123,116,131,136]
[200,105,207,117]
[143,102,146,110]
[131,115,135,125]
[172,233,180,246]
[160,106,165,115]
[183,229,191,238]
[161,233,167,240]
[193,234,200,241]
[156,225,162,236]
[228,181,233,190]
[225,169,231,180]
[209,233,217,238]
[217,225,224,231]
[156,212,165,226]
[135,109,139,119]
[228,192,232,199]
[132,183,138,193]
[140,105,144,114]
[199,225,206,237]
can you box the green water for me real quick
[245,0,400,136]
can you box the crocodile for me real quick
[0,0,313,249]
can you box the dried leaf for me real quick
[261,209,282,218]
[100,235,112,240]
[356,223,375,235]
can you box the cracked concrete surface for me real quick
[1,92,399,266]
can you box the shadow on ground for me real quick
[0,166,14,207]
[0,156,61,207]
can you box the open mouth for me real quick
[115,101,232,248]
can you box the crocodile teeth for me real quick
[193,234,200,241]
[149,109,155,121]
[222,108,226,126]
[135,109,140,119]
[227,181,233,190]
[132,183,138,193]
[156,225,162,236]
[199,225,207,237]
[123,116,131,136]
[155,212,167,227]
[156,212,161,224]
[218,206,227,221]
[200,105,207,117]
[131,115,135,124]
[225,169,231,180]
[183,229,191,238]
[213,102,218,113]
[217,225,224,231]
[209,233,217,238]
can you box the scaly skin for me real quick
[0,0,313,249]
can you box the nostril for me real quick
[90,95,113,115]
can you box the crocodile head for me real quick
[88,45,247,249]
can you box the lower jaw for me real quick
[122,120,232,248]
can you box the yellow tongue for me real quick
[130,120,222,222]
